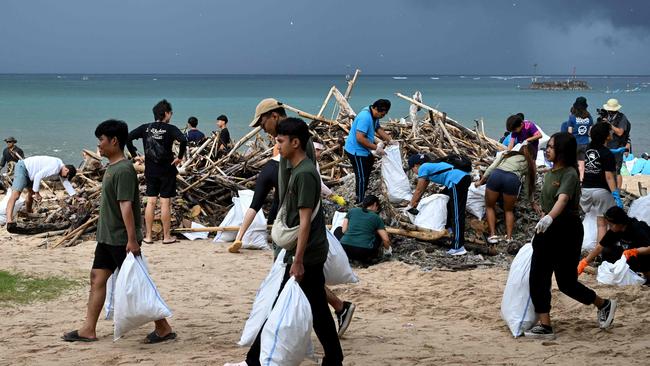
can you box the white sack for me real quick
[581,211,598,251]
[629,195,650,225]
[535,150,551,168]
[238,190,269,250]
[381,144,413,203]
[0,188,25,225]
[180,221,209,241]
[597,255,646,286]
[214,196,243,243]
[113,253,173,341]
[260,277,313,366]
[466,184,486,219]
[324,230,358,286]
[501,243,536,337]
[238,250,287,347]
[103,268,119,320]
[410,194,449,231]
[330,211,347,235]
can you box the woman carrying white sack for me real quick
[475,145,540,244]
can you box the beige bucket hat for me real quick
[603,98,622,112]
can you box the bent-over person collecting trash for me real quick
[63,120,175,344]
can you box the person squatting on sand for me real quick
[63,119,175,344]
[229,100,354,337]
[335,194,391,264]
[506,113,542,158]
[5,155,76,231]
[343,99,394,204]
[567,97,594,182]
[407,154,471,256]
[580,122,621,245]
[225,118,344,366]
[127,99,187,245]
[525,132,616,340]
[578,206,650,281]
[475,146,540,244]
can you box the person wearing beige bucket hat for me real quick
[601,98,631,187]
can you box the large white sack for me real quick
[0,188,25,225]
[114,253,173,341]
[501,243,536,337]
[629,195,650,225]
[324,230,358,286]
[260,277,313,366]
[238,250,287,347]
[537,126,550,147]
[330,211,347,235]
[581,211,598,251]
[535,150,551,168]
[410,194,449,231]
[381,144,413,203]
[214,196,243,243]
[238,190,269,250]
[466,184,486,219]
[103,268,119,320]
[597,255,646,286]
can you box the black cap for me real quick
[408,154,428,169]
[573,96,588,110]
[604,206,629,225]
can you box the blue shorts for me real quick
[11,160,32,192]
[486,168,521,196]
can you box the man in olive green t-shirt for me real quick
[63,120,175,344]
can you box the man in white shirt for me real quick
[5,156,76,229]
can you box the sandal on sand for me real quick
[142,239,154,245]
[487,235,500,244]
[162,239,178,245]
[62,330,98,343]
[144,331,177,344]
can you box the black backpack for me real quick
[429,154,472,175]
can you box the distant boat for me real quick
[473,77,481,80]
[82,76,89,81]
[430,77,440,80]
[392,76,408,80]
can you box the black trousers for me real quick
[442,175,471,249]
[246,262,343,366]
[529,214,597,314]
[346,152,375,204]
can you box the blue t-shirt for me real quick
[186,129,205,143]
[568,115,593,145]
[418,162,468,187]
[560,121,569,133]
[344,106,380,157]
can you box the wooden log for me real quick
[385,227,448,241]
[343,69,361,99]
[50,215,98,249]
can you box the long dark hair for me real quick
[573,107,591,119]
[588,122,611,148]
[550,132,578,172]
[502,148,536,199]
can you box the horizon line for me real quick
[1,73,650,77]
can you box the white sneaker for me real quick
[224,362,248,366]
[447,247,467,256]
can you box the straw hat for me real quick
[603,98,622,112]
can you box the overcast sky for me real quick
[1,0,649,75]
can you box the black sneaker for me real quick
[598,299,617,329]
[336,301,356,338]
[524,324,555,340]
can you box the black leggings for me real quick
[442,175,471,249]
[529,214,597,314]
[245,262,343,366]
[346,152,374,204]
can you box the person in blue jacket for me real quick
[344,99,394,204]
[407,154,471,256]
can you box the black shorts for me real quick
[145,174,177,198]
[92,243,140,271]
[577,144,588,161]
[486,168,521,196]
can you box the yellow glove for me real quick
[330,194,346,206]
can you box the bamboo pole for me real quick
[344,69,361,99]
[50,215,99,249]
[317,86,335,117]
[430,111,460,155]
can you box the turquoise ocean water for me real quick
[0,74,648,164]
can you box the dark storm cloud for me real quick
[0,0,648,74]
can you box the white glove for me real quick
[535,215,553,234]
[383,246,393,257]
[375,141,385,156]
[521,140,529,146]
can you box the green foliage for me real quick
[0,270,78,304]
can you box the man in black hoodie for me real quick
[127,99,187,245]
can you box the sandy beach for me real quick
[1,225,649,366]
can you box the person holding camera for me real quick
[600,99,631,188]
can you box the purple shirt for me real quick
[511,120,539,152]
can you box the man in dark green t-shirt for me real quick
[63,120,175,344]
[339,194,391,263]
[234,118,343,366]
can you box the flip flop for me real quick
[162,239,178,245]
[142,239,154,245]
[487,235,500,244]
[62,330,98,343]
[144,331,177,344]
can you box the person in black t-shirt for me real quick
[579,206,650,279]
[601,99,631,188]
[127,99,187,245]
[581,122,621,245]
[215,114,232,158]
